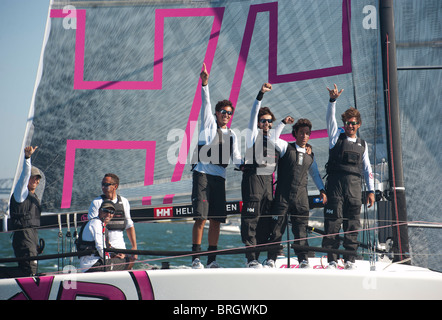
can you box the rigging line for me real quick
[4,228,438,270]
[345,0,358,111]
[110,238,413,270]
[397,66,442,70]
[108,222,412,260]
[385,32,403,260]
[42,154,61,174]
[1,211,423,233]
[94,248,437,272]
[31,249,442,277]
[1,214,420,233]
[373,11,381,256]
[2,221,430,274]
[57,214,63,271]
[66,213,74,266]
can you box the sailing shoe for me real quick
[299,260,310,269]
[344,261,357,270]
[326,261,338,269]
[246,260,263,269]
[192,258,204,269]
[207,261,220,268]
[262,259,276,268]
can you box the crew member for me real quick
[9,146,42,277]
[79,200,127,272]
[240,83,289,268]
[88,173,136,269]
[190,63,242,268]
[268,119,327,268]
[322,84,375,269]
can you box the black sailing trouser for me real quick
[322,173,362,263]
[12,228,38,276]
[267,194,310,262]
[240,172,274,262]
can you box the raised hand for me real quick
[327,83,344,100]
[24,146,38,159]
[200,62,209,86]
[283,116,294,125]
[261,83,272,93]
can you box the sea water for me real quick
[0,219,324,274]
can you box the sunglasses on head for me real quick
[345,121,359,126]
[219,109,233,115]
[101,208,115,214]
[259,119,273,124]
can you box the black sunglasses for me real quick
[219,109,233,115]
[345,121,359,126]
[101,208,115,214]
[259,119,273,124]
[102,182,114,187]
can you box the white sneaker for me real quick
[326,261,338,269]
[344,261,357,270]
[246,260,263,269]
[262,259,276,268]
[207,261,220,268]
[192,258,204,269]
[299,260,310,269]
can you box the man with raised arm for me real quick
[9,146,42,277]
[322,84,375,269]
[190,63,242,268]
[240,82,290,268]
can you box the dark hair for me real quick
[341,107,362,125]
[258,107,276,122]
[215,99,234,112]
[292,118,312,137]
[104,173,119,186]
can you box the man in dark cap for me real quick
[79,200,130,272]
[9,146,42,277]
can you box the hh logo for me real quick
[326,209,334,215]
[154,207,173,219]
[247,207,255,213]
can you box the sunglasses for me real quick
[345,121,359,126]
[101,182,114,188]
[219,109,233,115]
[101,208,115,214]
[259,119,273,124]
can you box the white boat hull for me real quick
[1,258,441,300]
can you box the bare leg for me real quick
[192,219,206,244]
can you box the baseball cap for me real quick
[100,200,116,211]
[31,166,42,178]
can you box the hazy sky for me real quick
[0,0,49,179]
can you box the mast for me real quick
[379,0,410,262]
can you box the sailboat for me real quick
[1,0,441,300]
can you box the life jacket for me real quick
[75,218,106,254]
[191,128,233,169]
[102,195,126,231]
[9,192,41,230]
[275,142,314,200]
[242,133,280,174]
[326,133,366,177]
